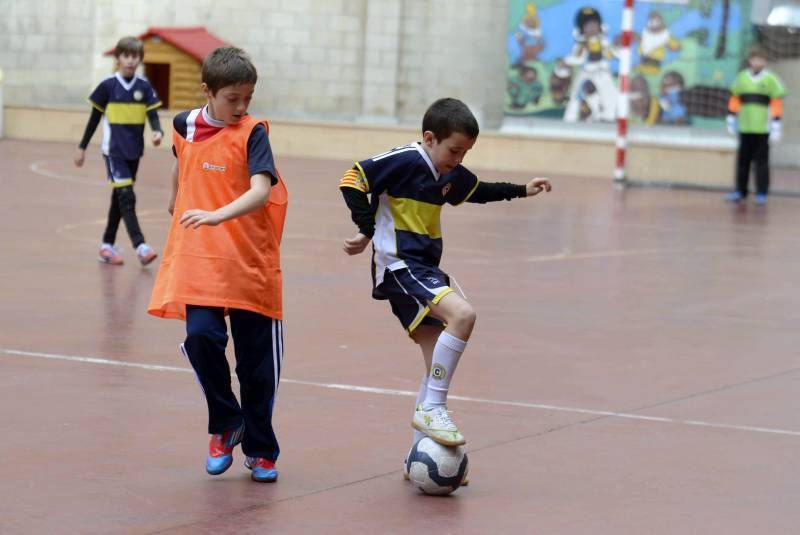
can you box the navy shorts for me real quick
[373,264,454,334]
[103,155,139,188]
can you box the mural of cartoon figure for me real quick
[636,11,681,76]
[629,75,660,125]
[549,60,573,106]
[507,2,545,65]
[508,62,544,109]
[658,71,688,124]
[577,80,602,121]
[563,6,617,122]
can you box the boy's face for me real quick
[203,83,255,125]
[117,52,142,78]
[748,55,767,73]
[422,131,476,175]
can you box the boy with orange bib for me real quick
[148,47,288,483]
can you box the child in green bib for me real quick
[725,46,786,204]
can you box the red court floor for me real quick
[1,138,799,534]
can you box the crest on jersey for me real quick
[133,90,143,101]
[441,183,452,196]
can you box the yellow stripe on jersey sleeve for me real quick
[105,102,147,124]
[389,197,442,239]
[146,101,163,111]
[88,98,105,113]
[458,179,481,205]
[339,168,369,192]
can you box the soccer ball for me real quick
[405,437,469,495]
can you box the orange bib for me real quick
[148,116,288,320]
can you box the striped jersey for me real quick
[89,73,161,159]
[345,142,479,285]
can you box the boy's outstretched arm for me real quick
[464,177,551,204]
[180,172,272,228]
[340,167,375,255]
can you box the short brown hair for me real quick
[202,46,258,94]
[422,98,479,141]
[114,36,144,59]
[748,44,769,60]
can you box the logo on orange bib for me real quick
[203,162,227,172]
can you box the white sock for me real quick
[413,375,428,443]
[422,332,467,409]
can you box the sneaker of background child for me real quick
[206,424,244,475]
[724,191,743,203]
[136,243,158,266]
[755,193,767,205]
[98,243,123,265]
[244,456,278,482]
[412,405,466,446]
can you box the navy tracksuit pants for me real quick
[183,305,283,462]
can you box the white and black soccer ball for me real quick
[405,437,468,495]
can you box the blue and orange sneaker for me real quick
[136,243,158,266]
[206,424,244,475]
[244,456,278,483]
[98,243,123,265]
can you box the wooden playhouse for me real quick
[108,27,227,110]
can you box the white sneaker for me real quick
[411,405,466,446]
[98,243,123,265]
[136,243,158,266]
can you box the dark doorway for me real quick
[145,63,170,109]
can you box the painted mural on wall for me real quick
[506,0,751,128]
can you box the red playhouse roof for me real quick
[105,27,228,62]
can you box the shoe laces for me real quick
[428,406,458,431]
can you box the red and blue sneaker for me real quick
[206,424,244,475]
[244,456,278,483]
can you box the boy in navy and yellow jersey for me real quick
[148,46,288,483]
[725,46,786,205]
[339,98,551,460]
[74,36,163,265]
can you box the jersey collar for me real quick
[414,142,440,181]
[202,106,227,128]
[114,72,137,91]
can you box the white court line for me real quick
[3,347,800,438]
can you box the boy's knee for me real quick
[115,186,136,211]
[450,301,476,332]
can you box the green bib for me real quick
[731,69,786,134]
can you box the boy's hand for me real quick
[525,178,552,197]
[770,120,782,143]
[152,131,163,146]
[726,114,737,136]
[73,148,85,167]
[343,233,370,255]
[180,209,222,229]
